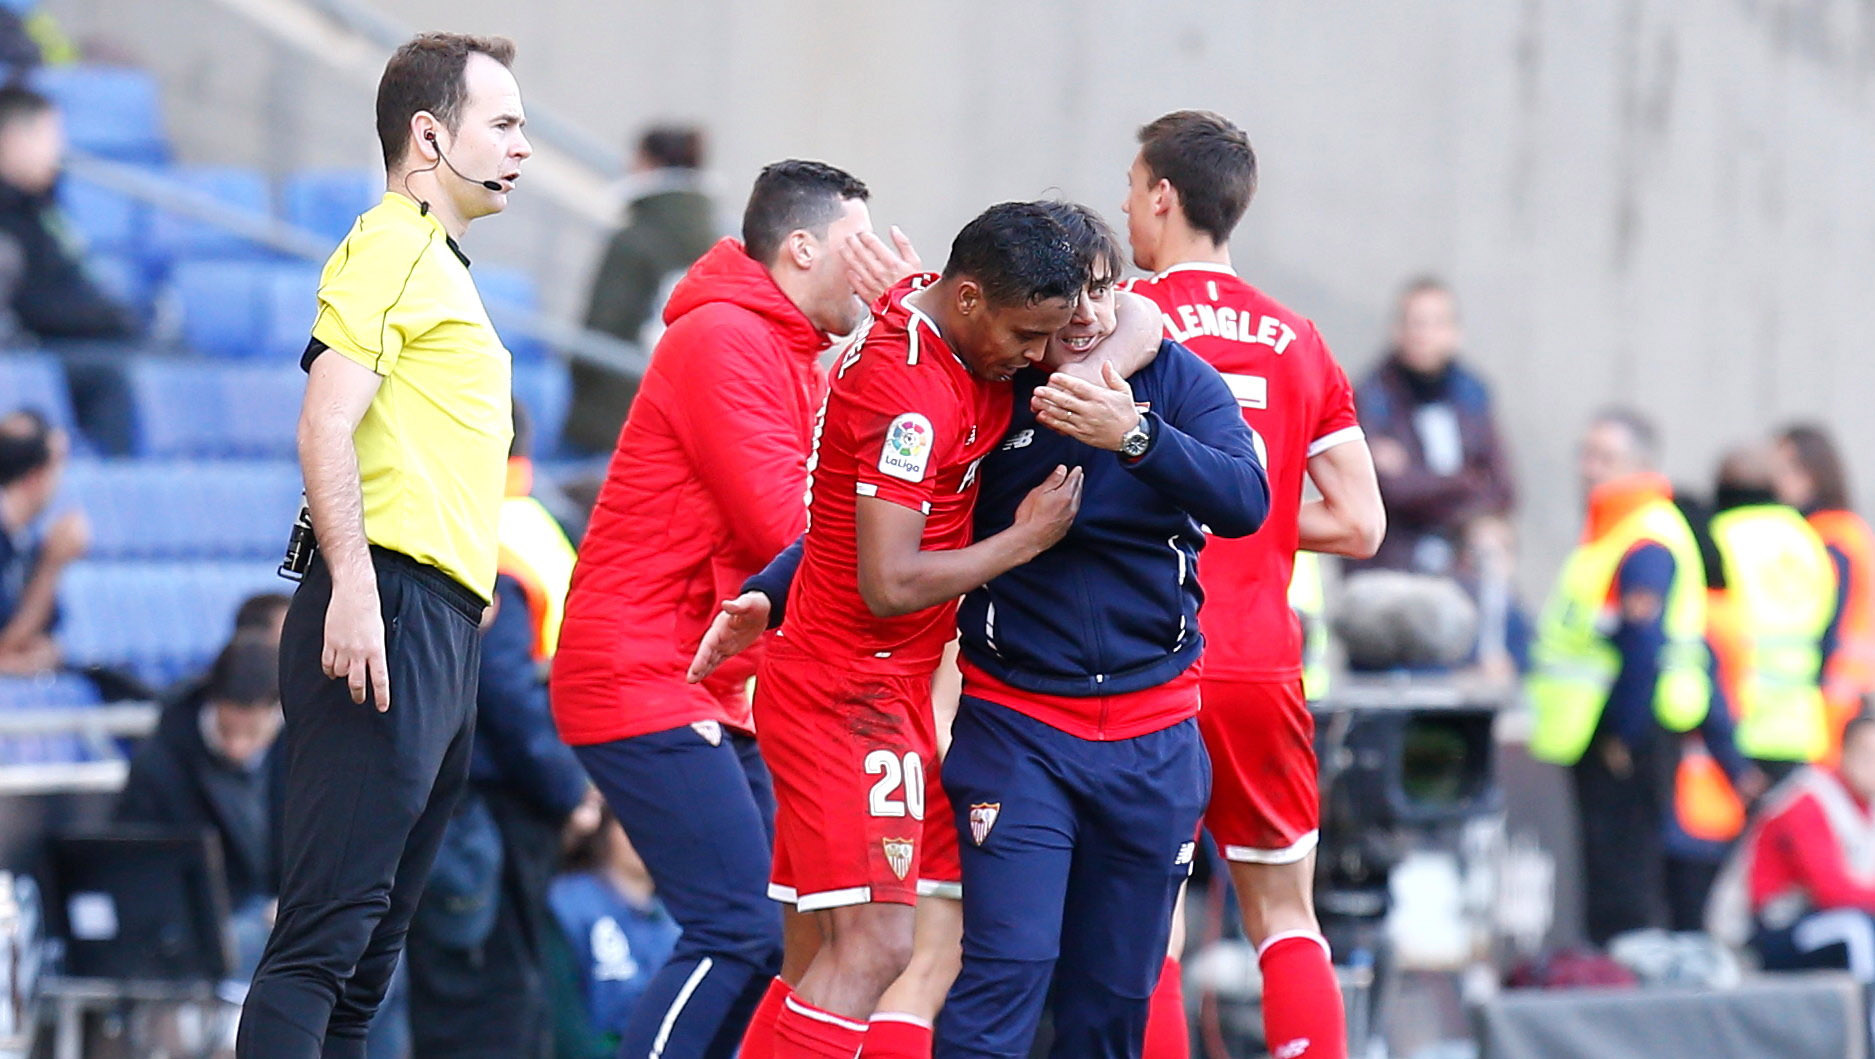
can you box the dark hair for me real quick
[941,201,1087,309]
[1397,274,1455,312]
[638,125,704,170]
[1037,201,1124,290]
[375,32,517,170]
[0,84,52,134]
[741,159,869,265]
[1778,422,1852,511]
[206,635,280,708]
[233,592,292,633]
[1591,406,1660,468]
[1136,110,1257,244]
[0,409,53,489]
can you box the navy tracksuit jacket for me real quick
[752,339,1268,1058]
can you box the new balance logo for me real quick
[1175,841,1195,866]
[1273,1037,1312,1059]
[1000,430,1034,451]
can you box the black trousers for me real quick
[237,549,483,1059]
[1571,734,1672,946]
[407,785,565,1059]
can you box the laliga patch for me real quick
[882,837,915,881]
[690,720,723,747]
[879,413,935,482]
[969,802,1001,846]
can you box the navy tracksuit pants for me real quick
[935,696,1210,1059]
[574,726,782,1059]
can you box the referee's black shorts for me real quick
[239,546,483,1059]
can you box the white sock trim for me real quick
[1257,929,1332,961]
[784,995,870,1034]
[869,1011,934,1030]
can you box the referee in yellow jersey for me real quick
[238,33,531,1059]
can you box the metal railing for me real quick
[0,703,155,796]
[65,151,650,380]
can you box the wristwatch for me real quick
[1119,415,1154,460]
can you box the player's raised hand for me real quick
[1011,464,1085,554]
[843,226,922,304]
[1033,362,1141,452]
[686,591,773,683]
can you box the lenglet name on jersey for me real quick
[1161,304,1298,354]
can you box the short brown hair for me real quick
[1137,110,1257,244]
[376,32,516,170]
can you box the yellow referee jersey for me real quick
[308,192,513,601]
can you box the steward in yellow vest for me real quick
[1708,486,1836,772]
[497,456,579,664]
[1289,550,1330,702]
[1528,472,1710,767]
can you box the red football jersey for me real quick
[1126,264,1362,681]
[779,275,1011,674]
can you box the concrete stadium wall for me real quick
[46,0,1875,593]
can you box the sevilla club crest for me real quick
[969,802,1001,846]
[882,837,915,881]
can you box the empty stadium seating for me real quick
[170,259,322,360]
[282,168,379,245]
[58,559,286,687]
[119,359,303,459]
[0,351,79,434]
[34,65,168,165]
[60,460,302,560]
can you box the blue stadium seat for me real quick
[86,252,155,315]
[58,175,149,257]
[148,166,274,262]
[171,260,317,360]
[58,559,285,686]
[282,169,378,245]
[511,358,570,458]
[0,674,102,710]
[34,65,168,164]
[122,360,301,459]
[477,265,545,360]
[0,351,76,434]
[60,459,302,560]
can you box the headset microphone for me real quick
[425,130,505,192]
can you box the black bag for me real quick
[412,792,503,952]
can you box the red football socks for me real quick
[1258,932,1346,1059]
[739,977,793,1059]
[1141,955,1190,1059]
[859,1011,934,1058]
[773,994,870,1058]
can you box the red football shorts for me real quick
[755,642,943,911]
[919,763,962,899]
[1198,677,1320,864]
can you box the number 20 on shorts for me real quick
[865,750,925,820]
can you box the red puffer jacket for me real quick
[551,238,828,745]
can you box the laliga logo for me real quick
[969,802,1001,846]
[889,417,928,457]
[882,838,915,881]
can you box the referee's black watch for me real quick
[1118,414,1155,461]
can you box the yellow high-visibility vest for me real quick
[1711,505,1836,764]
[497,494,578,662]
[1289,551,1330,701]
[1528,497,1710,765]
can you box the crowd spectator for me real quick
[114,633,284,978]
[1773,423,1875,751]
[1707,445,1836,782]
[1527,410,1712,945]
[1355,277,1514,577]
[569,124,719,453]
[405,403,596,1059]
[0,408,84,675]
[1741,711,1875,985]
[0,83,138,343]
[548,807,679,1057]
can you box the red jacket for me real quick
[1746,766,1875,921]
[551,238,827,745]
